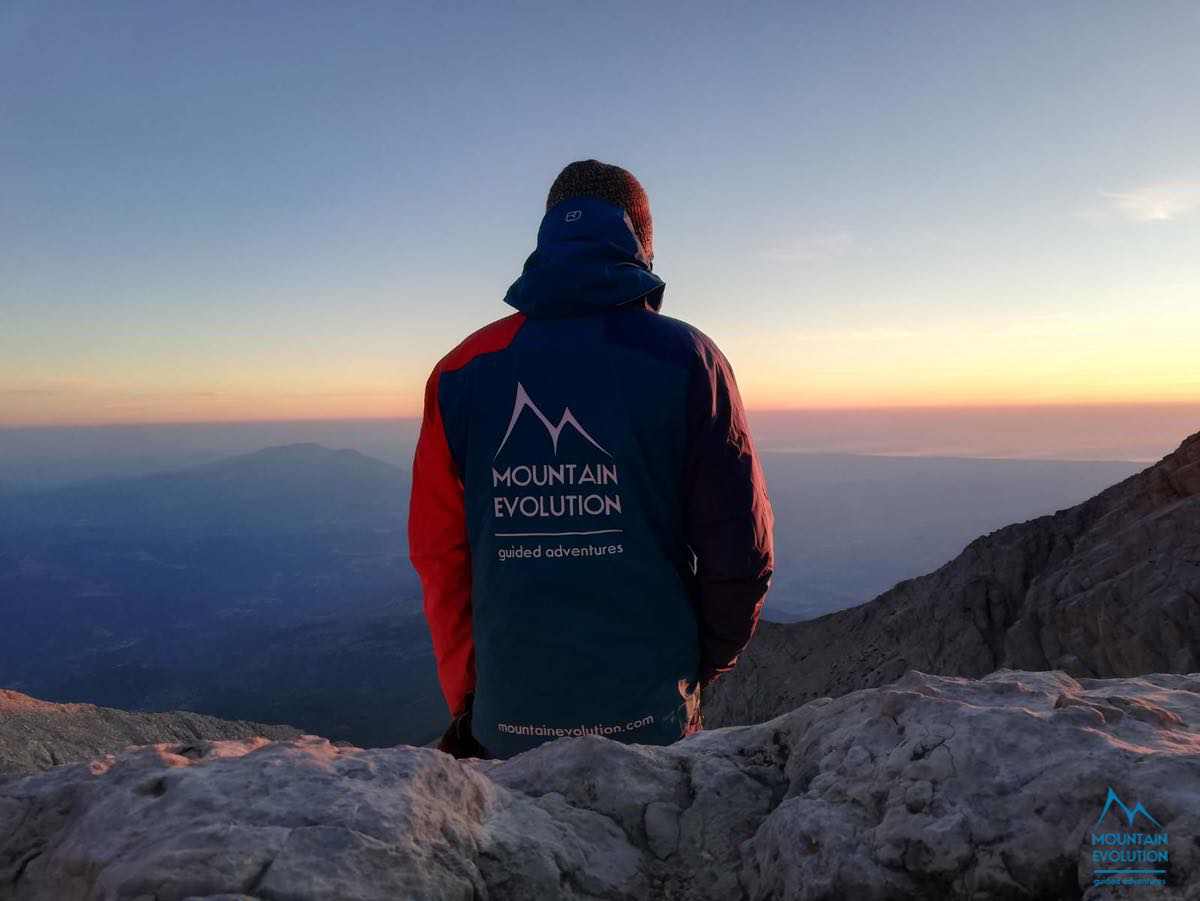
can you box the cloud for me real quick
[1101,181,1200,222]
[761,230,854,263]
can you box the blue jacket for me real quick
[410,196,774,759]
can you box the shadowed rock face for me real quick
[706,430,1200,728]
[0,690,300,777]
[1,670,1197,900]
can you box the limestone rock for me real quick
[2,670,1197,900]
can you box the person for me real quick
[409,159,774,760]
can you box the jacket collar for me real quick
[503,196,665,319]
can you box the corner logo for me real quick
[1096,787,1163,830]
[494,382,611,460]
[1090,785,1170,889]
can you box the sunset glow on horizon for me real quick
[5,293,1197,427]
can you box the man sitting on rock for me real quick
[409,159,775,759]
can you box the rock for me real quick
[903,779,932,813]
[706,428,1200,728]
[643,802,681,859]
[2,669,1197,900]
[0,690,301,777]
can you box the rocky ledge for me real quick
[0,690,301,778]
[2,669,1197,900]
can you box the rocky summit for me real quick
[706,429,1200,729]
[2,669,1198,900]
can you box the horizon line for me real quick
[3,398,1200,431]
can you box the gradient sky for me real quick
[2,2,1199,426]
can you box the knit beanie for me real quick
[546,160,653,262]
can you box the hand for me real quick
[436,693,490,760]
[677,678,703,736]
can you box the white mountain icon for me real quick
[494,382,612,460]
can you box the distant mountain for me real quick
[0,442,405,536]
[706,429,1200,727]
[0,689,301,777]
[0,420,419,488]
[0,443,439,748]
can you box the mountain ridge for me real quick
[0,442,401,498]
[0,689,301,778]
[706,428,1200,727]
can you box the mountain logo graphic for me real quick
[494,382,612,460]
[1096,787,1164,829]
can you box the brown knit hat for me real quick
[546,159,653,262]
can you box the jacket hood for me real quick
[503,196,665,319]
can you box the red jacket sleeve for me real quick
[409,313,526,718]
[409,366,475,717]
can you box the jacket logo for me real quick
[1096,787,1164,829]
[565,209,582,222]
[494,382,611,460]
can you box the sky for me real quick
[2,1,1199,427]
